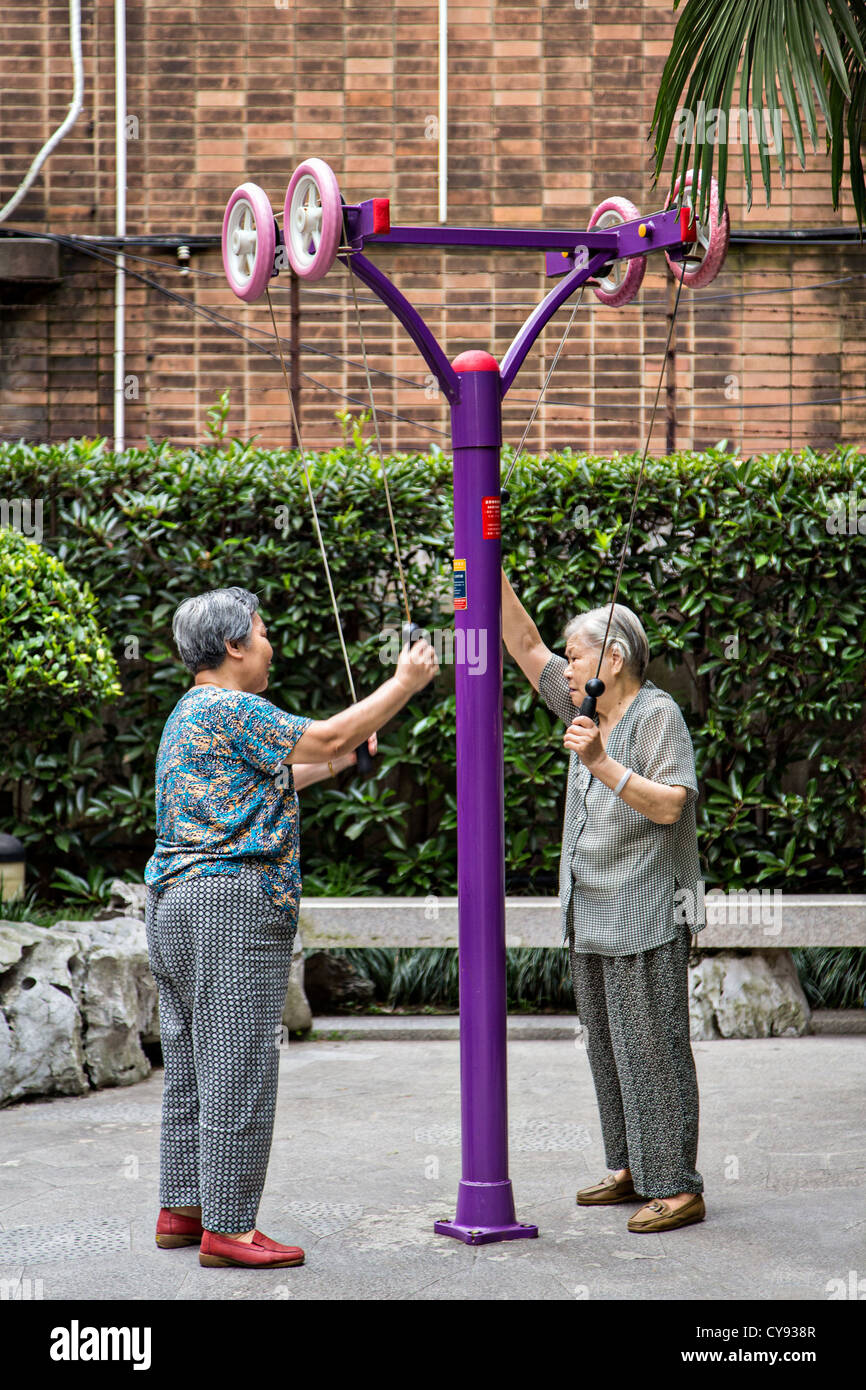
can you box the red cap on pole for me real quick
[452,350,500,372]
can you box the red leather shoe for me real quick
[199,1228,305,1268]
[155,1208,203,1248]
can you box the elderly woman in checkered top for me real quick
[502,569,707,1235]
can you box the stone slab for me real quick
[308,1009,866,1040]
[296,894,866,948]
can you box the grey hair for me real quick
[171,586,260,674]
[562,603,650,683]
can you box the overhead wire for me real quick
[7,229,864,447]
[25,230,448,439]
[8,227,866,307]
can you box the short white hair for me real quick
[563,603,649,682]
[171,587,260,674]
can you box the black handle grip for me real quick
[354,739,374,776]
[402,620,436,707]
[355,626,425,779]
[577,677,605,722]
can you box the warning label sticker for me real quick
[453,558,467,610]
[482,496,501,539]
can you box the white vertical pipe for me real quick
[438,0,447,223]
[114,0,127,453]
[0,0,84,224]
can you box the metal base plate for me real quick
[433,1219,539,1246]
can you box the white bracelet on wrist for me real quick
[613,768,633,796]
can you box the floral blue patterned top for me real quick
[144,686,313,914]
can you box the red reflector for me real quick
[679,205,697,243]
[372,198,390,234]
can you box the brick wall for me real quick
[1,0,864,454]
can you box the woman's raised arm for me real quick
[501,568,554,692]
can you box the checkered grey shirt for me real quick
[538,656,706,955]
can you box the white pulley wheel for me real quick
[283,158,343,282]
[222,183,278,302]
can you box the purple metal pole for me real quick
[434,350,538,1246]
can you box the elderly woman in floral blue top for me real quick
[145,586,437,1269]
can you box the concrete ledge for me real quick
[810,1009,866,1035]
[0,238,61,281]
[297,894,866,949]
[308,1009,866,1040]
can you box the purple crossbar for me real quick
[342,203,686,399]
[344,201,684,260]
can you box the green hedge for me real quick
[0,526,121,734]
[0,434,863,896]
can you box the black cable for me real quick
[6,224,863,248]
[28,231,449,438]
[6,228,866,435]
[27,230,444,393]
[7,227,866,307]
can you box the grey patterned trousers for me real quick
[144,866,297,1233]
[568,924,704,1198]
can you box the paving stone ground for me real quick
[0,1033,864,1303]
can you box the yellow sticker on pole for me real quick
[453,558,467,610]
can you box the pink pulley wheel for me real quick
[222,183,277,302]
[283,159,343,281]
[664,169,730,288]
[587,196,647,307]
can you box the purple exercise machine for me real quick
[222,160,730,1244]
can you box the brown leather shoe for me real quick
[576,1173,645,1205]
[199,1228,305,1268]
[627,1194,706,1232]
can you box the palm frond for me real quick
[825,2,866,226]
[650,0,866,228]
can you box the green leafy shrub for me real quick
[0,525,123,857]
[49,864,128,909]
[0,526,122,735]
[0,435,863,899]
